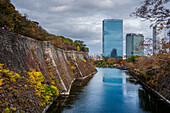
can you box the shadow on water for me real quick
[47,75,94,113]
[138,88,170,113]
[125,71,170,113]
[126,72,170,113]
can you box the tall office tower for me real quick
[126,33,144,58]
[102,19,123,58]
[153,25,166,54]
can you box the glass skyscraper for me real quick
[126,33,144,58]
[102,19,123,58]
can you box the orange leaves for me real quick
[77,46,80,51]
[106,58,116,64]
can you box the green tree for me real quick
[127,55,140,63]
[102,62,106,66]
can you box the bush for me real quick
[107,57,116,64]
[97,62,101,65]
[127,55,140,63]
[102,62,106,66]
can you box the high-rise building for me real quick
[126,33,144,58]
[102,19,123,58]
[153,25,166,54]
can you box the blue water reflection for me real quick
[47,68,169,113]
[103,68,127,84]
[63,68,146,113]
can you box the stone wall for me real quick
[0,29,97,112]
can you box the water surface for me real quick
[47,68,170,113]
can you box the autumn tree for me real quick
[0,0,89,51]
[74,40,88,51]
[131,0,170,31]
[106,57,116,64]
[130,0,170,99]
[132,0,170,54]
[127,55,140,63]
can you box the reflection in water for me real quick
[47,68,169,113]
[103,68,127,84]
[139,88,170,113]
[47,75,94,113]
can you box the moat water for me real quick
[47,68,170,113]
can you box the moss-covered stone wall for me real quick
[0,29,97,112]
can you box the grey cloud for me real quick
[11,0,151,55]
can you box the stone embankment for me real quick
[0,29,97,112]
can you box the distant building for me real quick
[126,33,144,58]
[90,53,103,61]
[102,19,123,58]
[153,25,166,54]
[99,53,104,60]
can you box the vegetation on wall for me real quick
[0,64,59,112]
[0,0,89,51]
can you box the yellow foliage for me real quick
[2,107,10,113]
[2,69,9,73]
[46,96,50,100]
[51,81,55,85]
[0,79,4,89]
[10,107,17,111]
[0,64,4,69]
[82,59,86,63]
[71,66,76,70]
[66,61,71,65]
[0,64,21,82]
[0,79,4,85]
[51,85,59,95]
[4,106,17,113]
[24,85,28,89]
[77,46,80,51]
[27,69,59,104]
[0,64,59,106]
[27,69,44,84]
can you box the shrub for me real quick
[102,62,106,66]
[97,62,101,65]
[127,55,140,63]
[107,57,116,64]
[71,66,76,72]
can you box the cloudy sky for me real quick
[11,0,153,55]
